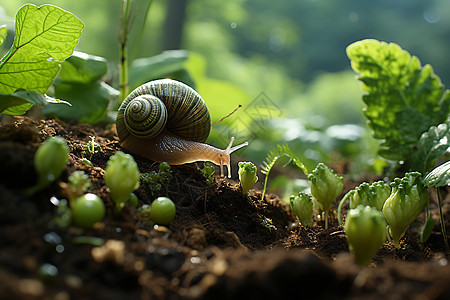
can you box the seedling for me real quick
[71,193,105,229]
[337,180,391,224]
[141,162,172,195]
[200,162,215,185]
[83,136,101,161]
[260,217,276,232]
[68,170,92,198]
[344,205,386,266]
[149,197,176,225]
[382,172,427,248]
[290,192,314,227]
[238,161,258,195]
[104,151,140,211]
[27,136,69,195]
[308,163,343,229]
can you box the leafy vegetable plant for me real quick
[0,4,83,114]
[382,172,427,248]
[308,163,343,229]
[238,161,258,194]
[104,151,140,211]
[344,205,386,266]
[27,136,69,195]
[347,39,450,173]
[200,162,215,185]
[290,192,314,227]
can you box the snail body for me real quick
[116,79,247,177]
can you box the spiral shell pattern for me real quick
[117,79,211,142]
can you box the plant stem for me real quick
[337,191,352,225]
[119,0,131,106]
[436,187,449,252]
[324,211,329,229]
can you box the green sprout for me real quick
[260,217,276,232]
[71,193,105,229]
[141,162,172,195]
[83,136,101,161]
[382,172,427,248]
[200,162,215,185]
[104,151,140,211]
[27,136,69,195]
[238,161,258,194]
[338,180,391,224]
[344,205,386,266]
[290,192,314,227]
[308,163,343,229]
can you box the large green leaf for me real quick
[0,4,84,95]
[0,90,70,115]
[412,122,450,173]
[347,39,450,164]
[59,51,107,84]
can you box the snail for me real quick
[116,79,248,178]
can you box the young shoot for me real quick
[141,162,172,195]
[238,161,258,195]
[200,162,215,185]
[290,192,314,227]
[344,205,386,266]
[83,135,101,162]
[104,151,140,211]
[308,163,343,229]
[382,172,427,248]
[68,170,92,198]
[27,136,69,195]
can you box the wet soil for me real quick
[0,117,449,300]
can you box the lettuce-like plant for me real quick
[308,163,343,228]
[238,161,258,194]
[104,151,140,211]
[382,172,427,248]
[344,205,386,265]
[290,192,314,227]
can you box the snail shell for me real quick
[116,79,247,177]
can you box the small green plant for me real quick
[290,192,314,227]
[260,217,276,232]
[68,170,92,198]
[238,161,258,194]
[149,197,176,225]
[261,144,308,201]
[200,162,215,185]
[382,172,427,248]
[344,205,386,266]
[141,162,172,194]
[83,136,101,161]
[71,193,105,229]
[308,163,343,229]
[337,180,391,224]
[27,136,69,195]
[104,151,140,211]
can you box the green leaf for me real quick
[59,51,107,84]
[424,161,450,187]
[129,50,190,89]
[0,90,70,115]
[42,81,118,124]
[0,4,84,94]
[412,122,450,173]
[0,25,6,47]
[347,39,450,164]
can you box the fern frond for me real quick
[260,144,308,201]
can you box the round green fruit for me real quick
[72,193,105,229]
[150,197,176,225]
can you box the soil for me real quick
[0,116,449,300]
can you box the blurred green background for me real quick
[1,0,449,178]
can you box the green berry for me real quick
[72,193,105,229]
[150,197,176,225]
